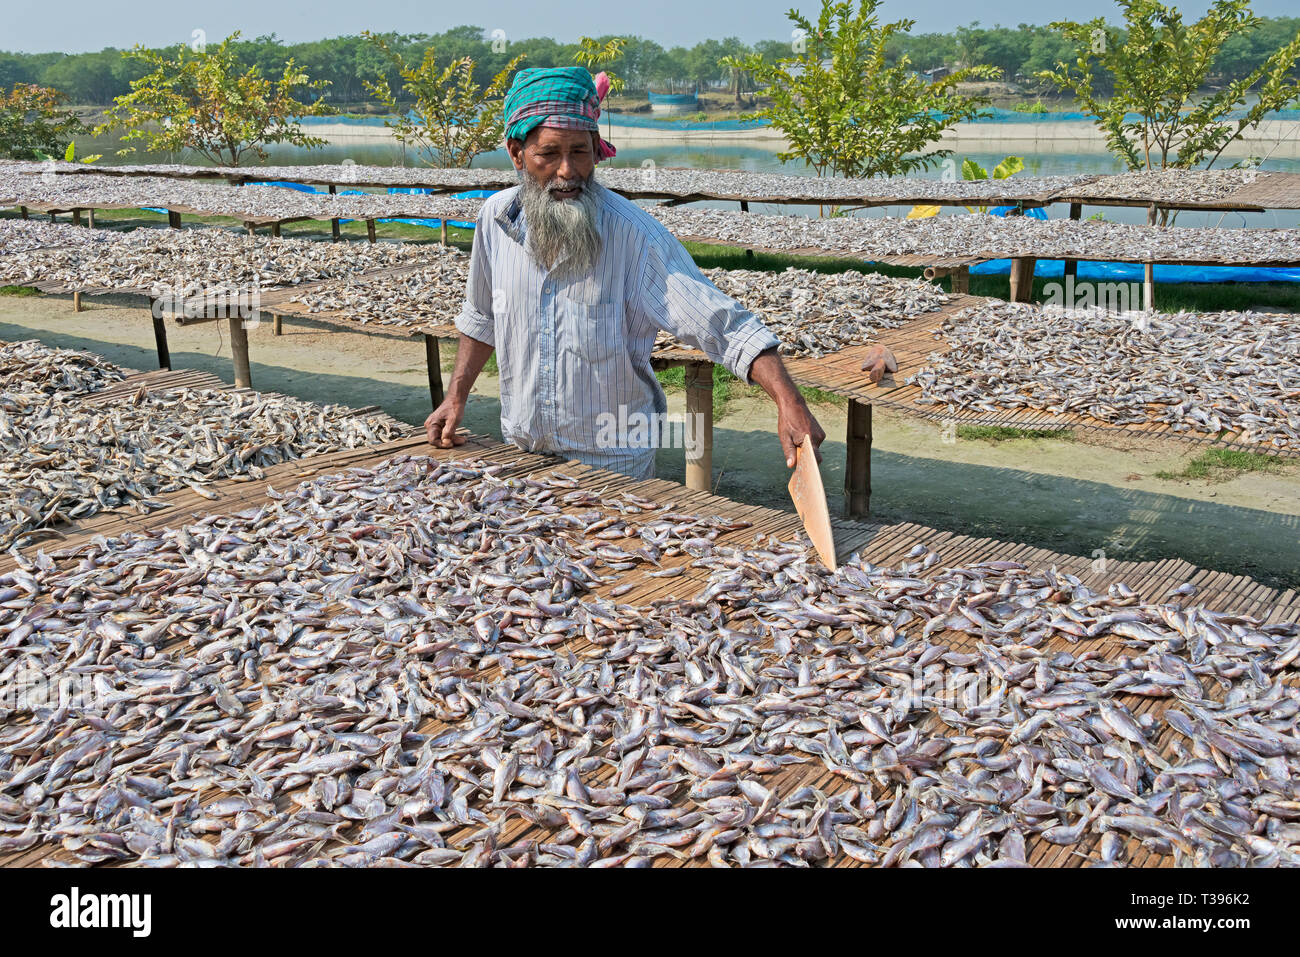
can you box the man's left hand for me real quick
[778,399,826,468]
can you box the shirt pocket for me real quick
[556,296,626,365]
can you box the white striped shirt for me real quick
[455,182,779,478]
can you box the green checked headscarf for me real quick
[503,67,617,159]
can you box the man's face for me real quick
[507,127,598,198]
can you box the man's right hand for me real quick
[425,398,467,448]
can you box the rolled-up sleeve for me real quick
[634,232,779,385]
[454,206,496,347]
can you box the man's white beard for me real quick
[519,168,601,280]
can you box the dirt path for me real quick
[4,290,1298,589]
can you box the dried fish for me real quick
[0,222,440,293]
[0,169,483,225]
[696,266,949,358]
[910,303,1300,447]
[649,206,1300,265]
[0,342,402,547]
[0,453,1294,869]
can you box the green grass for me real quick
[957,425,1075,442]
[0,286,41,297]
[1155,448,1291,483]
[799,386,847,407]
[655,362,739,419]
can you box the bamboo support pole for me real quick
[1064,203,1081,282]
[844,400,871,519]
[150,301,171,370]
[684,361,714,492]
[1144,203,1158,312]
[1008,257,1037,303]
[229,316,252,389]
[424,334,445,407]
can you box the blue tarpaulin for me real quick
[968,259,1300,284]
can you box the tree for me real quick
[574,36,628,93]
[574,37,626,141]
[97,32,332,166]
[363,31,524,168]
[0,84,85,160]
[1037,0,1300,170]
[722,0,1000,183]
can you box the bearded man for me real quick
[425,66,825,480]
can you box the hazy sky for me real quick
[4,0,1297,54]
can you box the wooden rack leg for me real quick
[271,223,281,238]
[740,201,754,261]
[73,291,83,312]
[684,361,714,492]
[952,265,969,294]
[331,219,341,242]
[168,210,182,229]
[87,208,95,228]
[49,212,56,223]
[19,207,28,220]
[246,224,256,237]
[273,314,283,337]
[1064,203,1081,283]
[366,220,377,244]
[72,209,82,227]
[424,334,445,407]
[1144,203,1158,312]
[844,399,871,519]
[150,302,171,370]
[229,316,252,389]
[1009,257,1036,303]
[440,221,448,246]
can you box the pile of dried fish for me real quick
[1062,169,1263,206]
[698,266,950,357]
[0,169,484,225]
[0,385,402,549]
[649,206,1300,265]
[0,226,438,293]
[11,160,518,191]
[0,454,1295,868]
[286,251,470,328]
[286,260,949,354]
[910,303,1300,447]
[0,221,124,256]
[600,168,1097,203]
[15,160,1096,204]
[0,339,125,410]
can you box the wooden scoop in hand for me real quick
[860,345,898,385]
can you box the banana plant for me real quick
[907,154,1024,219]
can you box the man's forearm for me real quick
[748,348,804,411]
[446,334,495,404]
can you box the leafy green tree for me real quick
[1037,0,1300,170]
[363,31,523,168]
[574,36,628,94]
[0,84,85,159]
[97,32,332,165]
[722,0,1000,181]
